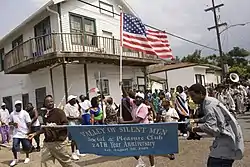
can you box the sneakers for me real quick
[24,158,30,164]
[10,159,18,167]
[76,150,86,157]
[136,158,146,167]
[183,133,188,137]
[71,153,80,160]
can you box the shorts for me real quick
[68,120,81,141]
[12,138,31,152]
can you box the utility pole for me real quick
[205,0,227,77]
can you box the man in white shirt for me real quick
[79,95,91,113]
[9,100,32,167]
[64,95,83,160]
[0,102,10,145]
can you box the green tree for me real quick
[181,50,209,64]
[182,47,250,78]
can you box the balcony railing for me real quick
[4,33,159,70]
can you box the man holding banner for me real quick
[28,95,74,167]
[187,84,244,167]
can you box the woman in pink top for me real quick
[119,91,155,167]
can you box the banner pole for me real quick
[119,11,123,119]
[40,121,188,128]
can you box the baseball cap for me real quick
[67,95,77,102]
[14,100,22,105]
[135,92,145,99]
[1,102,6,106]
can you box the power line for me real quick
[78,0,219,52]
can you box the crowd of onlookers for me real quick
[0,82,249,167]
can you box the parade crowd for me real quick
[0,82,246,167]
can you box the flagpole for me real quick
[119,11,123,119]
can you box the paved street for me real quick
[0,113,250,167]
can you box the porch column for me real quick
[143,66,148,91]
[49,68,55,98]
[165,70,169,91]
[84,63,89,98]
[62,63,68,103]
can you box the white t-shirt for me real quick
[10,110,31,139]
[0,108,10,125]
[32,118,40,127]
[64,103,81,118]
[80,100,92,112]
[162,108,179,122]
[165,92,171,100]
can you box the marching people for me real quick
[79,95,91,114]
[186,89,202,140]
[161,100,179,160]
[0,102,10,145]
[151,93,160,122]
[175,85,189,137]
[120,86,155,167]
[9,100,32,166]
[145,99,156,123]
[89,97,104,125]
[28,95,74,167]
[64,95,84,160]
[187,84,244,167]
[215,84,237,117]
[26,102,41,152]
[104,97,118,125]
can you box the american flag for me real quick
[121,13,173,59]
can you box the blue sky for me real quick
[0,0,250,57]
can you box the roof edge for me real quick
[149,63,198,74]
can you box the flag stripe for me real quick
[123,37,170,48]
[123,43,173,56]
[123,33,169,44]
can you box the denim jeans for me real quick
[30,126,41,148]
[207,157,234,167]
[12,138,31,152]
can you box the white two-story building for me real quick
[0,0,161,111]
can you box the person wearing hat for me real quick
[9,100,32,166]
[0,102,10,145]
[64,95,83,160]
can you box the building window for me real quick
[195,74,205,85]
[99,1,114,17]
[96,79,110,95]
[12,35,23,49]
[2,96,13,112]
[123,79,133,92]
[84,17,97,46]
[35,87,46,114]
[137,77,145,92]
[22,93,29,110]
[70,15,83,45]
[0,48,4,71]
[70,14,97,46]
[34,17,52,52]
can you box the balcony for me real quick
[4,33,161,74]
